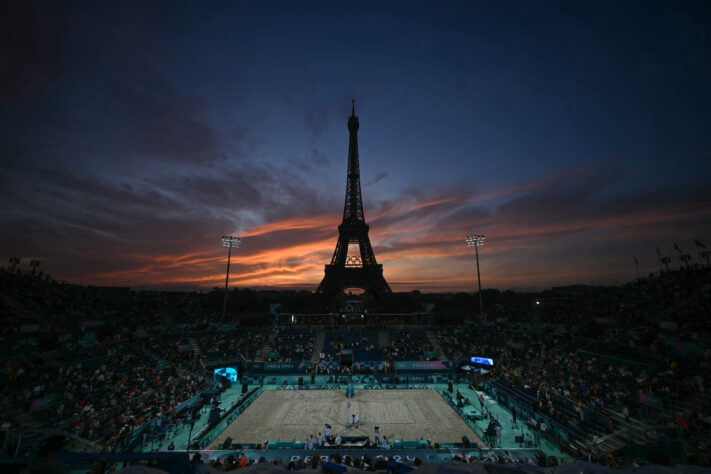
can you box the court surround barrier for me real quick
[8,450,704,473]
[0,447,552,473]
[241,374,452,386]
[181,374,574,464]
[392,439,429,449]
[394,361,454,372]
[247,361,309,374]
[276,383,431,390]
[243,361,455,377]
[182,446,556,470]
[194,386,265,449]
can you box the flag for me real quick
[695,239,707,249]
[674,243,682,254]
[656,247,661,257]
[634,255,638,266]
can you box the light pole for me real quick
[221,236,241,322]
[465,235,485,321]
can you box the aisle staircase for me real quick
[188,337,203,367]
[257,329,278,362]
[5,418,103,457]
[581,427,628,458]
[425,330,448,361]
[142,347,164,366]
[311,329,325,364]
[379,330,389,348]
[565,403,687,462]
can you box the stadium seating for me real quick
[2,265,710,468]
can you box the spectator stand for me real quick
[386,327,433,361]
[323,329,382,366]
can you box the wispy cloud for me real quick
[366,171,389,186]
[3,160,709,291]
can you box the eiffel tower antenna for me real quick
[316,103,391,304]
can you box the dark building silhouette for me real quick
[316,101,391,304]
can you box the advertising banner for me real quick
[247,362,308,374]
[394,361,453,372]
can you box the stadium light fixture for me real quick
[221,236,241,322]
[465,234,486,321]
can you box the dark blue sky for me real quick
[1,0,710,291]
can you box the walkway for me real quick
[454,383,568,459]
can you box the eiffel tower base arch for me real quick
[316,265,391,309]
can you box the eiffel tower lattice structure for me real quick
[316,101,392,303]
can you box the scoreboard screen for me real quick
[214,367,238,383]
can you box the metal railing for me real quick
[195,387,264,449]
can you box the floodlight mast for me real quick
[221,236,241,322]
[466,235,486,321]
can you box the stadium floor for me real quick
[143,383,568,461]
[210,388,482,448]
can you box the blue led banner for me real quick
[214,367,238,383]
[470,356,494,366]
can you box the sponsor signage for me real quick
[200,449,457,467]
[247,362,308,373]
[394,361,453,371]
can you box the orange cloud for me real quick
[65,170,711,292]
[241,214,337,238]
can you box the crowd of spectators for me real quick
[0,268,270,456]
[197,328,269,363]
[2,263,710,467]
[435,267,711,465]
[2,334,209,453]
[326,338,377,354]
[272,327,315,362]
[382,328,434,362]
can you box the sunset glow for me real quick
[1,2,709,292]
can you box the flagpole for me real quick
[695,239,708,267]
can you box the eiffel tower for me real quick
[316,101,392,303]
